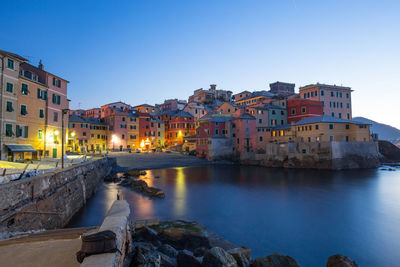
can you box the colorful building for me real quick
[16,63,48,159]
[299,83,353,120]
[269,81,295,96]
[0,50,28,160]
[234,91,275,106]
[68,115,108,153]
[157,110,195,147]
[271,116,371,143]
[287,99,324,124]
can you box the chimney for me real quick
[38,59,44,70]
[210,84,217,90]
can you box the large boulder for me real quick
[135,226,160,245]
[326,254,359,267]
[159,227,211,251]
[202,247,238,267]
[227,247,251,267]
[159,243,178,258]
[252,253,299,267]
[177,250,202,267]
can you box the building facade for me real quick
[299,83,353,120]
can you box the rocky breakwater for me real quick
[128,220,359,267]
[106,169,165,198]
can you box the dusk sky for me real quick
[1,0,399,128]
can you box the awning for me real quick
[5,144,37,153]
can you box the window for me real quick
[16,125,28,138]
[5,124,13,136]
[7,59,14,69]
[346,93,349,99]
[330,136,334,141]
[122,117,125,122]
[21,83,29,95]
[6,101,13,112]
[331,112,335,117]
[345,124,350,130]
[331,91,334,97]
[130,135,136,139]
[6,83,13,93]
[291,109,295,115]
[301,107,306,113]
[38,129,43,139]
[347,113,350,120]
[52,77,61,87]
[272,110,276,115]
[37,88,47,100]
[329,124,334,129]
[320,90,324,96]
[54,112,58,122]
[346,103,350,109]
[20,105,27,115]
[339,113,342,119]
[83,132,86,136]
[259,136,263,141]
[315,124,319,130]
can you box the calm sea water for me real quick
[68,165,400,266]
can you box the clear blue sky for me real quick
[1,0,399,128]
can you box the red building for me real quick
[196,113,232,158]
[287,99,323,124]
[156,110,195,147]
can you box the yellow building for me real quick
[271,116,371,143]
[68,115,108,153]
[127,113,140,149]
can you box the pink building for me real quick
[101,102,131,118]
[232,114,256,154]
[44,69,69,158]
[84,108,101,118]
[299,83,353,120]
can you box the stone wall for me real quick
[241,141,380,170]
[207,138,233,161]
[81,200,131,267]
[0,157,116,237]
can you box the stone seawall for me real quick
[0,157,116,237]
[240,141,381,170]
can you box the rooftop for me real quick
[293,115,369,126]
[299,83,352,91]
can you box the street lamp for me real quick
[62,108,69,168]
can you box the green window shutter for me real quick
[24,126,29,138]
[57,95,61,105]
[39,109,44,118]
[43,91,48,100]
[7,59,14,69]
[6,83,13,93]
[37,88,41,99]
[52,94,56,104]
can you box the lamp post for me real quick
[61,108,69,168]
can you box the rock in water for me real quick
[158,227,210,251]
[159,243,178,258]
[202,247,238,267]
[326,254,359,267]
[227,247,251,267]
[135,226,160,245]
[177,250,202,267]
[252,253,300,267]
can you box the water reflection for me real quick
[174,167,186,216]
[68,165,400,266]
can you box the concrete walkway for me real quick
[0,227,96,267]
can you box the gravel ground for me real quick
[108,151,232,171]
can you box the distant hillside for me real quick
[353,117,400,144]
